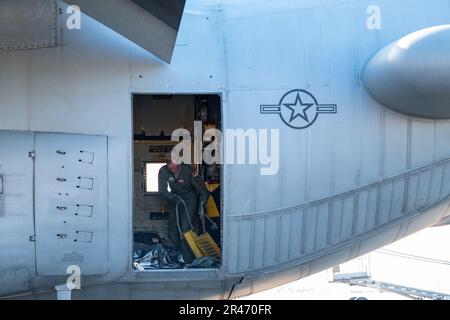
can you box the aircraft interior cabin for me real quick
[132,94,222,270]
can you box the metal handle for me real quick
[174,195,195,240]
[199,201,207,234]
[57,178,67,182]
[0,175,3,195]
[198,201,218,233]
[57,206,67,211]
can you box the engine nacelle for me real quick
[364,25,450,119]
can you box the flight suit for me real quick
[158,164,209,263]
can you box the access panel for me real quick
[0,132,35,295]
[35,133,108,276]
[0,0,57,51]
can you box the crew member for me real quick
[158,153,209,263]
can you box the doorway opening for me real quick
[132,94,222,271]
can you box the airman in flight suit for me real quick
[158,155,209,263]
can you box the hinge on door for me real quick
[29,235,36,242]
[29,151,35,158]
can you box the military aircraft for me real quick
[0,0,449,299]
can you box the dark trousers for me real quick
[168,198,199,264]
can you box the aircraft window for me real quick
[145,163,165,193]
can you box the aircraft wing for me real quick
[63,0,186,63]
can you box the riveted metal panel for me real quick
[0,131,35,294]
[35,133,108,276]
[0,0,57,51]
